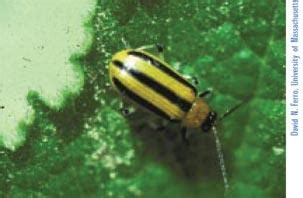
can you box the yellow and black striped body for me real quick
[109,49,212,129]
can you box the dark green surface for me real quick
[0,0,285,197]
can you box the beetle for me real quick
[108,44,221,142]
[109,44,244,141]
[108,44,246,191]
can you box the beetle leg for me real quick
[192,76,199,86]
[199,90,212,98]
[136,44,165,60]
[119,103,134,116]
[156,43,165,60]
[181,127,189,145]
[120,107,131,116]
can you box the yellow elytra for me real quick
[109,48,217,132]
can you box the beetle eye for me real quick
[201,111,217,132]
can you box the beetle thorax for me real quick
[182,97,210,128]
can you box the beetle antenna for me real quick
[219,98,250,121]
[212,126,230,195]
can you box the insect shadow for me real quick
[126,107,226,187]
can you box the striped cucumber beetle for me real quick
[108,45,245,136]
[109,44,245,193]
[109,44,220,140]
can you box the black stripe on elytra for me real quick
[128,50,197,93]
[112,60,192,112]
[113,78,179,122]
